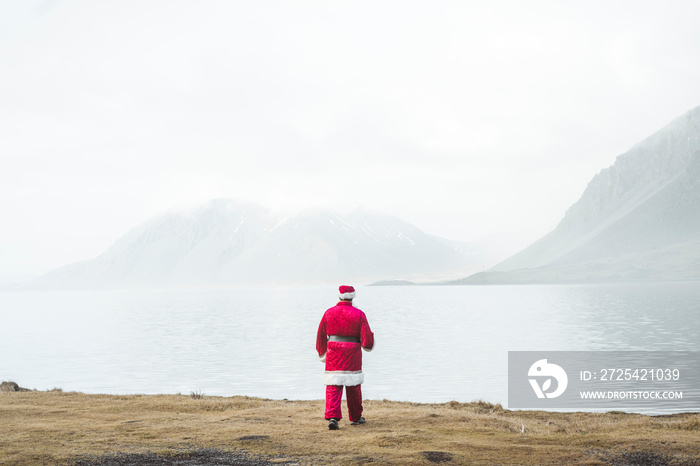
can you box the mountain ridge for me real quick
[454,105,700,284]
[27,200,488,289]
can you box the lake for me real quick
[1,282,698,411]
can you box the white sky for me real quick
[2,0,700,278]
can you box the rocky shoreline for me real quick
[0,381,31,392]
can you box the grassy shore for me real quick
[1,390,699,465]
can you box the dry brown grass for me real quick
[1,391,698,465]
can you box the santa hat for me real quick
[339,285,356,301]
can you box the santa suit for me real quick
[316,300,374,422]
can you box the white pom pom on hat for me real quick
[339,285,356,300]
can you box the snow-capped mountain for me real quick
[30,199,275,288]
[223,209,476,283]
[458,105,700,283]
[30,200,481,288]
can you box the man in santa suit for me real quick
[316,285,375,430]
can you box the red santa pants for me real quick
[325,384,363,422]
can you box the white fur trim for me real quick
[362,339,375,352]
[324,370,364,386]
[339,291,356,300]
[319,352,326,363]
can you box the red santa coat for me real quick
[316,301,375,386]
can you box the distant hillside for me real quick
[28,199,483,289]
[455,105,700,284]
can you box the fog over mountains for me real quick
[26,105,700,288]
[457,106,700,284]
[29,200,489,289]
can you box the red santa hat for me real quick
[339,285,356,301]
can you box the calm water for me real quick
[1,283,698,409]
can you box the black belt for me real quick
[328,335,360,343]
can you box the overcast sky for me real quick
[2,0,700,278]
